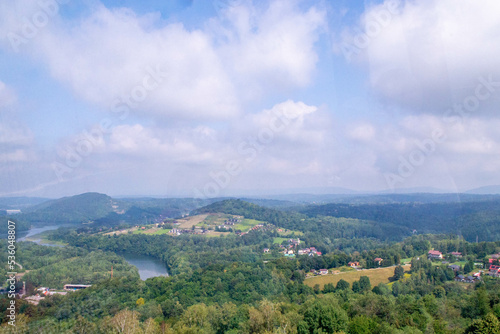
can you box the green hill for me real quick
[193,199,410,241]
[21,192,121,224]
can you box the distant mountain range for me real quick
[465,185,500,194]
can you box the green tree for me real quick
[393,265,405,281]
[359,276,371,292]
[323,283,335,294]
[432,286,446,298]
[348,315,377,334]
[299,297,348,334]
[372,283,390,296]
[466,313,500,334]
[464,261,474,274]
[336,279,350,291]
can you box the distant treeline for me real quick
[299,199,500,241]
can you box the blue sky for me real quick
[1,0,500,198]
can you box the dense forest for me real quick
[299,200,500,242]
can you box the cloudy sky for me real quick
[1,0,500,198]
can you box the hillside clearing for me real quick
[176,214,209,229]
[304,264,411,289]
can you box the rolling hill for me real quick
[20,192,121,224]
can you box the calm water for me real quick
[17,225,61,241]
[118,252,169,280]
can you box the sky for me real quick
[1,0,500,198]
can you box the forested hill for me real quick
[12,193,220,227]
[20,192,119,224]
[193,199,411,241]
[300,199,500,241]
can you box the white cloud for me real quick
[348,123,375,142]
[0,81,35,164]
[213,1,326,99]
[343,114,500,190]
[234,100,327,146]
[34,6,240,120]
[105,124,216,163]
[0,81,17,108]
[1,1,326,122]
[340,0,500,114]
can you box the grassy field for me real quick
[432,260,466,266]
[273,237,288,244]
[304,265,411,289]
[234,218,265,232]
[202,213,235,225]
[276,228,303,236]
[176,214,209,229]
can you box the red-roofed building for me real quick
[489,265,500,276]
[374,258,383,265]
[428,250,443,259]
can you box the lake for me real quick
[118,252,169,280]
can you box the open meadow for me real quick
[304,264,411,289]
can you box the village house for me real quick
[283,249,294,257]
[448,264,461,272]
[348,261,360,268]
[319,269,328,275]
[298,248,309,255]
[428,250,443,260]
[297,247,322,256]
[374,258,383,265]
[449,251,462,258]
[464,276,481,283]
[263,248,270,253]
[488,264,500,277]
[455,273,482,283]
